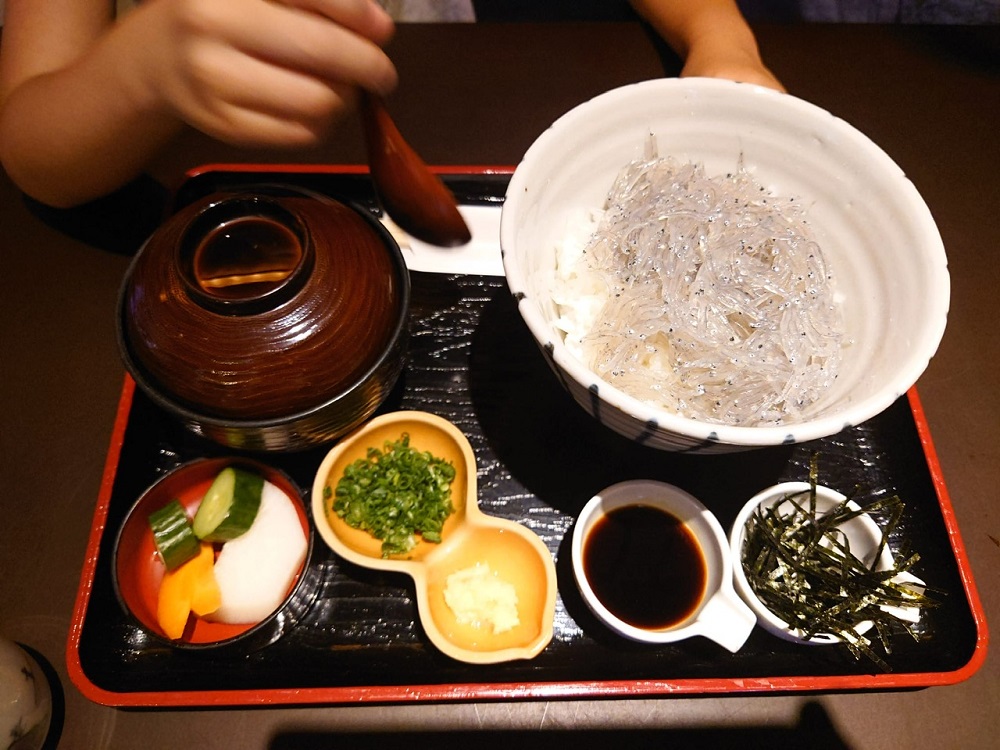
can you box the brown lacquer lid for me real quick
[120,190,405,421]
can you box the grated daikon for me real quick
[208,481,307,624]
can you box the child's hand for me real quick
[680,30,785,92]
[628,0,785,93]
[125,0,398,147]
[681,56,785,92]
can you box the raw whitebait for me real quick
[554,143,844,426]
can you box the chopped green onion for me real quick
[328,433,457,557]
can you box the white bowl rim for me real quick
[500,77,950,447]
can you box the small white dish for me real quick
[729,481,923,645]
[385,206,504,276]
[571,480,755,653]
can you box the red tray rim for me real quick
[66,165,989,707]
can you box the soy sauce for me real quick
[583,504,707,630]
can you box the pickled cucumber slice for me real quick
[148,499,200,570]
[192,467,263,542]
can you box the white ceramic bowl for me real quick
[0,637,51,750]
[729,481,913,645]
[500,78,950,452]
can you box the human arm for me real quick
[0,0,397,208]
[629,0,784,92]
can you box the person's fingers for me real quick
[130,0,396,143]
[168,46,355,145]
[280,0,395,45]
[231,0,397,93]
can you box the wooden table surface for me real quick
[1,21,997,750]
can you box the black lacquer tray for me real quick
[68,168,987,706]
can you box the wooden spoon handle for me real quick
[360,94,471,248]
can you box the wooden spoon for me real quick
[360,94,471,247]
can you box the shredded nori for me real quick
[740,455,938,670]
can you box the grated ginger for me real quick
[444,562,519,634]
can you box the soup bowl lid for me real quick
[118,186,408,422]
